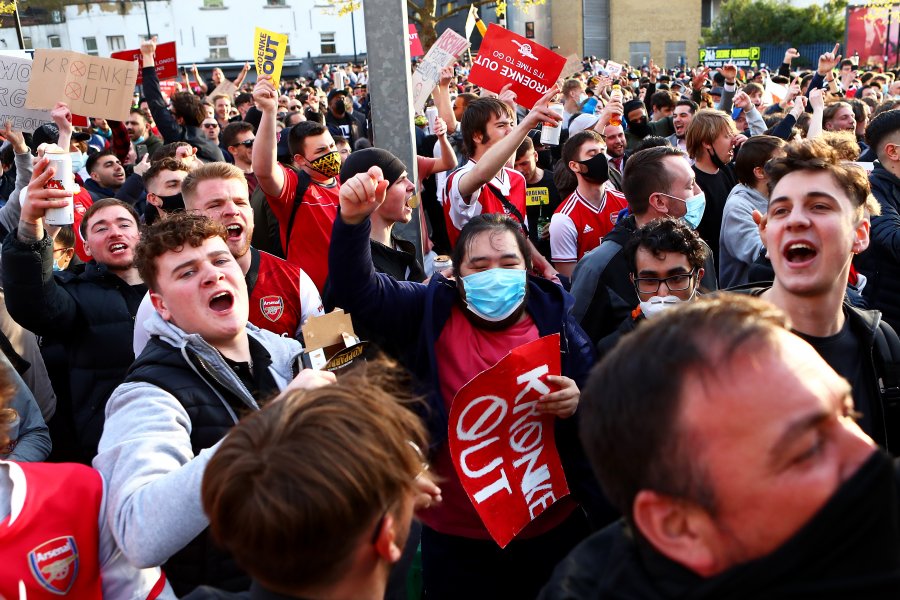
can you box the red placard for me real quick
[409,24,424,58]
[467,24,566,109]
[111,41,178,85]
[448,333,570,548]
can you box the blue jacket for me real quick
[329,215,614,526]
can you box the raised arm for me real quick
[250,75,286,198]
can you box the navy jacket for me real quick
[329,215,614,526]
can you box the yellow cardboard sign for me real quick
[254,28,288,84]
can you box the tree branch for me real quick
[439,0,491,21]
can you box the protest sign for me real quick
[558,53,582,83]
[763,78,788,106]
[448,334,570,548]
[605,60,623,77]
[409,24,424,58]
[111,41,177,85]
[210,79,237,100]
[0,54,55,131]
[468,24,566,109]
[411,28,470,113]
[27,50,138,121]
[465,5,479,40]
[255,28,288,85]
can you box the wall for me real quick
[551,0,583,58]
[609,0,701,68]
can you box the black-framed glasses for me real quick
[235,138,254,148]
[633,269,696,294]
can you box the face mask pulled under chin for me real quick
[70,151,87,174]
[308,150,341,179]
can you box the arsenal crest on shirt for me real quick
[260,295,285,322]
[29,536,79,594]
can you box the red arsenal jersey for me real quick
[549,186,627,263]
[247,248,323,338]
[444,160,528,248]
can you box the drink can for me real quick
[43,150,74,226]
[425,106,439,135]
[540,103,564,146]
[433,254,452,272]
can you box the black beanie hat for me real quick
[339,147,407,186]
[622,99,645,117]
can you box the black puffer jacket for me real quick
[2,230,146,461]
[142,66,224,164]
[857,164,900,332]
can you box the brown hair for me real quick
[461,97,514,157]
[765,138,878,215]
[221,121,254,149]
[181,162,247,208]
[142,156,191,189]
[622,145,687,216]
[734,135,785,186]
[202,359,428,594]
[134,212,226,290]
[171,92,207,127]
[685,109,736,159]
[581,294,790,520]
[79,198,140,239]
[819,130,861,162]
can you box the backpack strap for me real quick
[283,168,311,253]
[485,182,528,236]
[872,320,900,452]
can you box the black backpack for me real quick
[249,166,311,259]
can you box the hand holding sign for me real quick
[253,75,278,113]
[538,375,579,418]
[339,166,388,225]
[522,85,562,131]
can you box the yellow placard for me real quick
[526,187,549,206]
[254,28,288,84]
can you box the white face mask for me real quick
[639,295,682,319]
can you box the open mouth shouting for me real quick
[225,224,243,241]
[109,242,129,255]
[783,241,817,267]
[209,290,235,313]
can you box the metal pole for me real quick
[142,0,151,39]
[362,0,421,258]
[13,3,24,50]
[351,9,358,64]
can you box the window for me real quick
[701,0,713,28]
[107,35,126,51]
[665,41,686,70]
[525,22,534,39]
[203,0,225,6]
[48,35,61,48]
[266,0,286,5]
[83,37,98,55]
[209,36,229,59]
[50,10,63,24]
[629,42,650,68]
[320,32,336,55]
[22,37,31,50]
[283,34,291,56]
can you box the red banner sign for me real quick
[467,24,566,109]
[409,24,424,58]
[448,333,570,548]
[111,41,178,85]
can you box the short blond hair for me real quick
[181,162,247,208]
[685,109,737,159]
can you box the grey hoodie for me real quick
[93,312,302,569]
[719,183,769,288]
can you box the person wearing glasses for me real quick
[570,146,718,346]
[201,118,220,143]
[597,218,708,355]
[221,122,257,194]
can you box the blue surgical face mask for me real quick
[660,191,706,229]
[461,268,527,322]
[70,151,86,173]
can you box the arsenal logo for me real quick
[29,536,79,595]
[260,295,285,322]
[610,210,620,225]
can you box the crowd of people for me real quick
[0,33,899,598]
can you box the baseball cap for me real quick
[327,88,349,102]
[568,113,600,136]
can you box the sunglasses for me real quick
[234,138,254,148]
[203,123,219,129]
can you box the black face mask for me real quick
[577,153,610,185]
[332,101,346,116]
[626,115,651,138]
[708,148,729,170]
[157,192,185,212]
